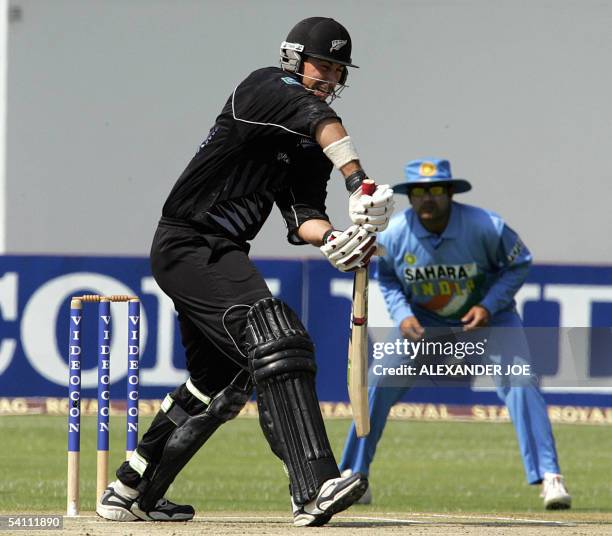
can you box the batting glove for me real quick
[320,225,378,272]
[349,183,395,232]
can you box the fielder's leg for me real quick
[246,297,368,527]
[488,312,562,482]
[339,336,409,505]
[340,327,412,478]
[339,382,406,477]
[488,311,570,509]
[502,386,561,482]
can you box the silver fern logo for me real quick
[330,40,347,52]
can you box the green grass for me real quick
[0,415,610,513]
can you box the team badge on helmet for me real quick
[330,39,348,52]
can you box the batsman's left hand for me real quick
[320,225,378,272]
[349,183,395,232]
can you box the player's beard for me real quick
[310,82,333,100]
[299,72,339,102]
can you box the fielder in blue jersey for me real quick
[339,158,572,509]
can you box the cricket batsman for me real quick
[96,17,394,527]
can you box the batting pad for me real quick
[247,298,340,505]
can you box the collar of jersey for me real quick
[408,202,460,240]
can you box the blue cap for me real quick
[392,158,472,194]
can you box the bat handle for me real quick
[358,179,377,270]
[361,179,376,196]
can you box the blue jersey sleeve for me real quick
[480,224,531,316]
[375,231,415,324]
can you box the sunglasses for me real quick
[408,185,448,197]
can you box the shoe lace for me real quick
[546,476,568,494]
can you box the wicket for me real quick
[66,294,141,517]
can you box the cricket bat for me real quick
[347,179,376,437]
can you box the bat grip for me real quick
[361,179,376,196]
[360,179,377,269]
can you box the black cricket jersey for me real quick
[162,67,340,245]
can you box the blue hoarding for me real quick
[0,255,611,406]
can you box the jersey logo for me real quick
[197,125,219,153]
[404,253,417,265]
[507,238,524,264]
[299,137,317,148]
[277,152,291,164]
[404,263,478,282]
[281,76,301,86]
[330,40,347,52]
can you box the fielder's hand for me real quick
[400,315,425,340]
[349,183,395,232]
[320,225,378,272]
[461,305,490,331]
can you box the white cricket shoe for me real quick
[292,472,368,527]
[96,480,195,521]
[97,480,140,521]
[541,473,572,510]
[131,497,195,521]
[341,469,372,504]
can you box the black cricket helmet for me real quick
[280,17,359,85]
